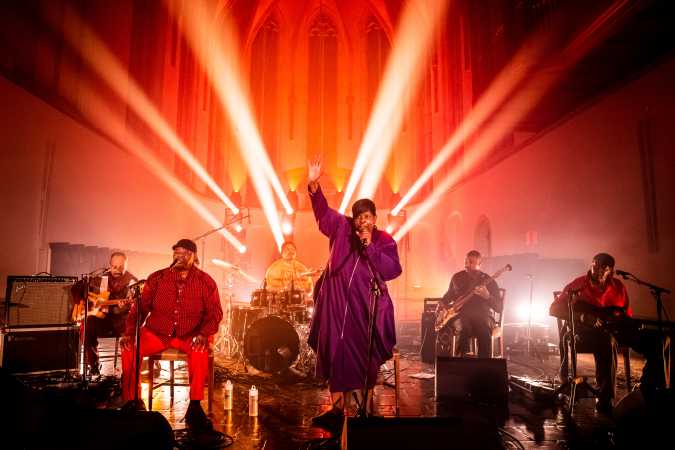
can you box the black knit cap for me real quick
[592,252,615,268]
[172,238,198,253]
[351,198,376,218]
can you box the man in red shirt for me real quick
[119,239,222,430]
[550,253,630,413]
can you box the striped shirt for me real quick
[125,266,222,339]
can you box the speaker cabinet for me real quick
[345,416,500,450]
[435,356,509,416]
[1,325,79,373]
[420,298,441,363]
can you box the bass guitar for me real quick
[435,264,512,332]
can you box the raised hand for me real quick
[308,154,323,183]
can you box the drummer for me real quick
[264,241,313,293]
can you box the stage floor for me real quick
[87,338,649,450]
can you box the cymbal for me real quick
[299,269,323,277]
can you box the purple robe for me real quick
[307,186,402,392]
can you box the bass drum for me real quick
[231,306,265,341]
[244,315,300,373]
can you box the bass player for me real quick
[439,250,503,358]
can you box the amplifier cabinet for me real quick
[4,275,77,326]
[0,325,79,373]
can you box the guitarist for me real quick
[72,252,137,376]
[549,252,630,414]
[441,250,503,358]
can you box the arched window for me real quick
[307,14,337,170]
[365,16,390,115]
[474,215,492,257]
[250,16,280,164]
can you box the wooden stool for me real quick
[147,348,215,412]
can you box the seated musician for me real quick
[441,250,502,358]
[549,252,630,413]
[264,241,313,292]
[119,239,222,431]
[71,252,137,376]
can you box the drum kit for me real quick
[216,268,322,375]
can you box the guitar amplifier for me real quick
[420,298,441,363]
[1,325,79,373]
[4,276,77,326]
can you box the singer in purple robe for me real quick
[306,157,402,427]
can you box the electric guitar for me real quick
[435,264,512,332]
[71,291,131,321]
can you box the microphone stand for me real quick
[554,288,599,413]
[78,272,92,386]
[354,238,383,420]
[128,279,146,408]
[617,271,671,389]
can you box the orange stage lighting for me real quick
[73,81,246,253]
[170,0,290,249]
[49,5,239,214]
[394,1,631,241]
[339,0,450,213]
[391,33,553,216]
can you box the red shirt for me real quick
[125,266,222,339]
[550,272,632,318]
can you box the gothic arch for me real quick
[474,215,492,257]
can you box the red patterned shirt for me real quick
[125,266,222,339]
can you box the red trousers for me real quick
[121,328,208,402]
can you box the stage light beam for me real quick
[170,0,291,248]
[391,34,552,216]
[49,5,239,214]
[339,0,450,212]
[73,81,246,253]
[393,1,631,241]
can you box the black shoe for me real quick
[89,363,101,377]
[121,399,147,412]
[311,407,344,432]
[184,402,213,431]
[595,398,613,415]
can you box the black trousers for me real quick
[453,314,492,358]
[84,314,125,366]
[619,328,672,392]
[575,326,617,401]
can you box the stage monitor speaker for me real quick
[420,298,441,363]
[0,325,79,373]
[435,356,508,412]
[4,275,77,326]
[345,416,500,450]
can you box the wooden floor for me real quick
[88,338,654,450]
